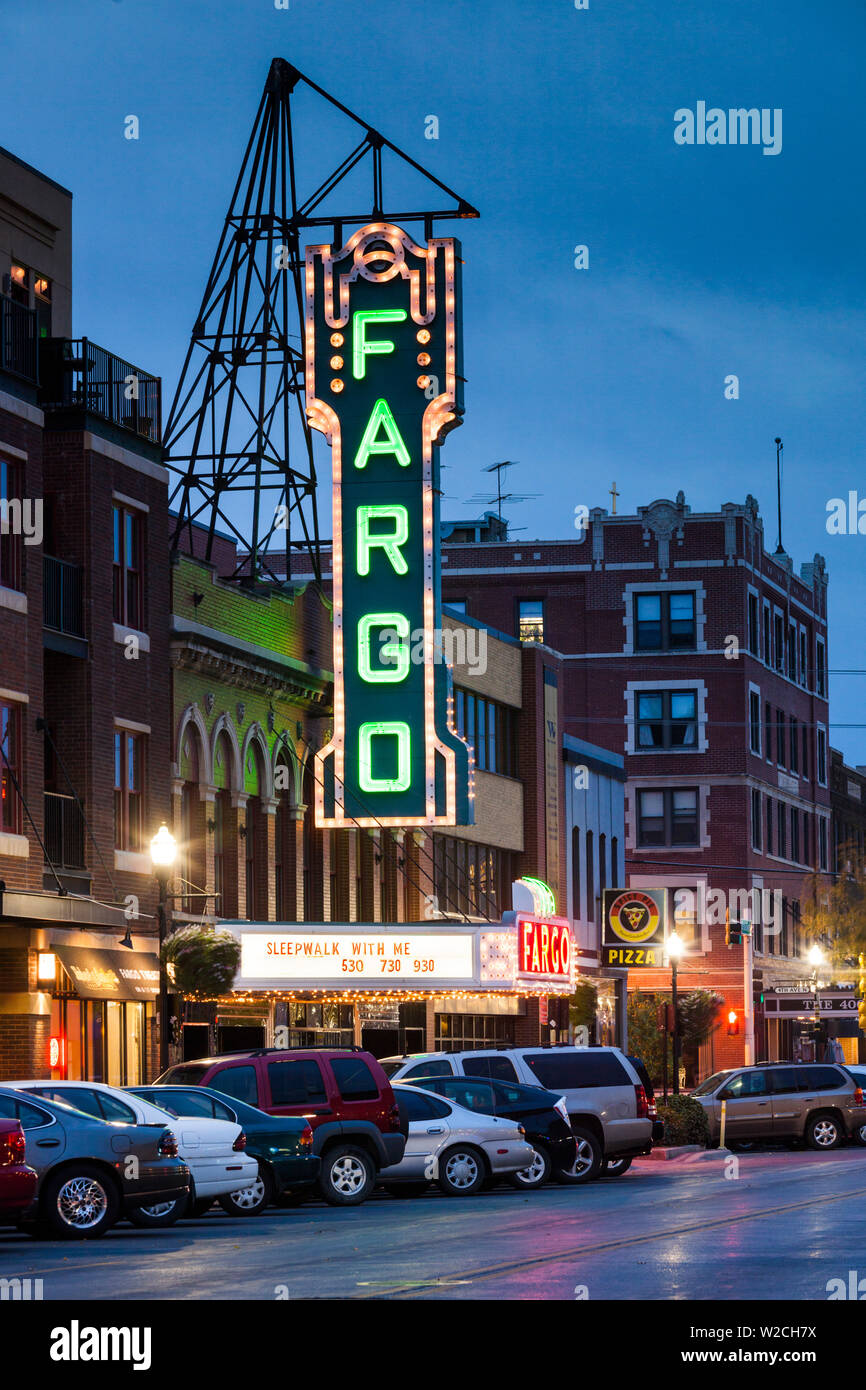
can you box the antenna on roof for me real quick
[774,437,784,555]
[464,460,540,528]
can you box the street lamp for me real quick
[150,824,177,1072]
[807,943,825,1038]
[666,931,686,1095]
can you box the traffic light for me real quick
[726,1009,740,1037]
[725,909,742,948]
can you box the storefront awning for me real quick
[54,946,160,1001]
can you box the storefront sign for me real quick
[516,913,572,985]
[53,946,160,1000]
[238,930,475,985]
[765,989,859,1019]
[601,889,666,968]
[306,223,472,828]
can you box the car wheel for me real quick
[218,1164,275,1217]
[40,1165,119,1240]
[319,1146,375,1206]
[436,1146,486,1196]
[382,1182,430,1198]
[127,1198,184,1228]
[508,1144,551,1190]
[806,1113,843,1151]
[854,1123,866,1148]
[552,1127,603,1183]
[601,1156,633,1177]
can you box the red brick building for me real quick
[0,147,169,1082]
[437,492,833,1074]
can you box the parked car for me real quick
[6,1080,258,1226]
[0,1118,37,1221]
[691,1063,866,1149]
[400,1074,576,1189]
[0,1086,189,1239]
[380,1045,653,1181]
[155,1048,406,1206]
[128,1084,319,1215]
[380,1084,535,1196]
[843,1066,866,1146]
[599,1053,663,1175]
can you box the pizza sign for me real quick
[602,889,666,968]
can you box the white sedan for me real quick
[381,1083,535,1196]
[6,1079,259,1225]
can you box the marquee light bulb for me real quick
[330,378,344,393]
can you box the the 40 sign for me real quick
[306,224,473,828]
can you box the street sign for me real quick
[306,224,473,828]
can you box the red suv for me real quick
[155,1048,406,1206]
[0,1119,37,1221]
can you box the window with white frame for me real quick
[762,601,771,666]
[636,689,698,750]
[637,788,699,847]
[816,637,826,697]
[751,788,762,851]
[818,818,828,871]
[749,689,761,755]
[747,591,759,656]
[816,724,827,786]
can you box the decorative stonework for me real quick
[637,492,689,579]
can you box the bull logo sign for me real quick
[602,889,667,968]
[306,224,473,827]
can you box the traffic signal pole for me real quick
[743,924,754,1066]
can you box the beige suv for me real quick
[692,1063,866,1149]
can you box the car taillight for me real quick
[232,1130,247,1152]
[854,1087,864,1105]
[554,1097,570,1124]
[0,1127,25,1165]
[299,1124,314,1149]
[388,1102,401,1131]
[158,1130,178,1158]
[634,1085,649,1119]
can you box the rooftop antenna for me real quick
[774,436,784,554]
[464,460,540,529]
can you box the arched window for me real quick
[243,741,265,920]
[274,752,296,921]
[213,730,237,918]
[179,723,205,914]
[302,764,323,921]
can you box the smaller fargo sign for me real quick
[516,914,572,984]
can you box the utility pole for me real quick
[742,919,754,1065]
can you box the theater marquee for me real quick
[305,223,473,828]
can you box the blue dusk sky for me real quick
[4,0,865,758]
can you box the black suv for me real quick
[401,1074,577,1188]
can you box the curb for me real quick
[643,1145,704,1161]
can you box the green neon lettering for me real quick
[353,309,407,380]
[356,504,409,576]
[358,613,410,683]
[359,721,411,793]
[353,398,411,470]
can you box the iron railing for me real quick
[44,792,85,870]
[43,555,84,638]
[0,295,38,383]
[39,337,162,443]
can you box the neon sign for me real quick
[306,224,473,827]
[516,915,573,984]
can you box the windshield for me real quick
[691,1071,730,1096]
[155,1065,209,1086]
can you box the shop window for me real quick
[637,789,698,847]
[434,1013,515,1051]
[112,503,144,629]
[634,591,695,651]
[0,458,23,591]
[636,689,697,750]
[0,700,22,834]
[114,729,144,851]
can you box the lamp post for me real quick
[666,931,685,1095]
[807,943,825,1053]
[150,824,178,1073]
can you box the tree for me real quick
[802,847,866,963]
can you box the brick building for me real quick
[830,749,866,873]
[0,147,168,1083]
[434,491,833,1074]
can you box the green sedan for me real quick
[128,1085,319,1216]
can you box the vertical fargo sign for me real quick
[306,224,473,828]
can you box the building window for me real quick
[637,788,698,847]
[789,716,798,773]
[818,818,828,871]
[518,599,544,645]
[435,1013,514,1050]
[611,836,619,887]
[787,623,797,680]
[636,689,697,750]
[0,459,23,592]
[599,833,607,896]
[634,591,696,651]
[751,788,762,851]
[799,630,808,688]
[0,701,22,834]
[113,730,143,851]
[454,687,517,776]
[816,638,826,697]
[585,830,594,921]
[802,725,809,780]
[571,827,581,919]
[112,504,144,629]
[773,613,784,671]
[777,801,787,859]
[791,808,800,864]
[765,701,773,762]
[762,601,771,666]
[817,727,827,786]
[749,692,761,754]
[766,798,773,856]
[776,710,786,768]
[748,592,759,656]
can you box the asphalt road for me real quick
[3,1147,866,1301]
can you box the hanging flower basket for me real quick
[161,926,241,997]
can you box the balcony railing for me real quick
[44,792,85,870]
[39,337,162,443]
[43,555,85,637]
[0,294,38,383]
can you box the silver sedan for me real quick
[380,1084,535,1196]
